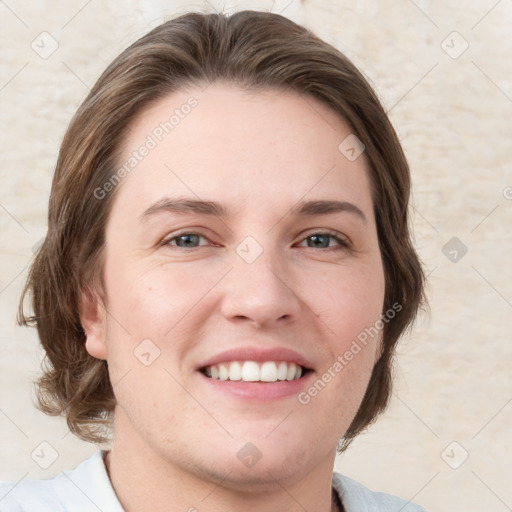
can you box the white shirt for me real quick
[0,451,426,511]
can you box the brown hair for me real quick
[19,10,425,448]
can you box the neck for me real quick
[105,410,339,512]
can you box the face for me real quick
[83,83,385,490]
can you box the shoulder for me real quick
[332,472,427,512]
[0,451,124,512]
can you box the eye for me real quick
[297,232,349,250]
[163,232,210,249]
[160,230,349,251]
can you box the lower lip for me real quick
[198,371,315,401]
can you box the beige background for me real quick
[1,1,511,511]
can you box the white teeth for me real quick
[228,361,242,381]
[241,361,260,381]
[204,361,305,382]
[218,363,229,381]
[277,362,288,380]
[286,362,297,381]
[260,361,278,382]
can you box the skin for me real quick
[81,82,386,512]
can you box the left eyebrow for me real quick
[139,197,366,223]
[291,200,366,223]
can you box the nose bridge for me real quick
[220,235,301,326]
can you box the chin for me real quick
[198,451,315,492]
[190,433,328,488]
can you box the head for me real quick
[20,10,425,478]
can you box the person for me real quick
[0,9,427,512]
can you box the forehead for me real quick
[112,83,373,219]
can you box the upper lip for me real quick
[198,347,314,371]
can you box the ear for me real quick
[79,284,108,360]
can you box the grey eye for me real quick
[172,234,203,248]
[306,234,332,248]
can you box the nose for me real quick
[220,244,302,328]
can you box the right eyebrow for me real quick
[139,198,233,223]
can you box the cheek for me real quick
[304,261,385,417]
[103,256,184,330]
[312,263,385,346]
[101,257,224,363]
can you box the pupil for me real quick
[178,234,199,247]
[309,235,329,248]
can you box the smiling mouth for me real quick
[200,361,311,382]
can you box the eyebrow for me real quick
[139,198,366,223]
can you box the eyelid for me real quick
[299,228,348,241]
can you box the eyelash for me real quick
[160,230,350,251]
